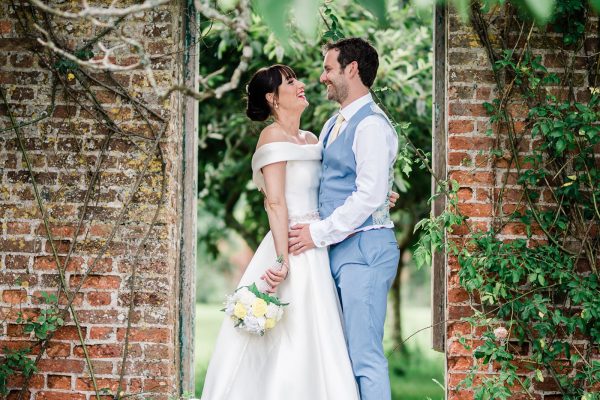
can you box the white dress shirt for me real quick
[309,93,398,247]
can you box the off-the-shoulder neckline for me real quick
[255,141,322,151]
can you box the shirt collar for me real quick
[339,93,373,122]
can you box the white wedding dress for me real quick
[200,142,359,400]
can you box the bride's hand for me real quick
[261,263,289,293]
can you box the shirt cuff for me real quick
[309,221,329,248]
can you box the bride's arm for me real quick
[260,160,290,291]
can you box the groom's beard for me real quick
[327,81,349,104]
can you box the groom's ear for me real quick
[346,61,359,79]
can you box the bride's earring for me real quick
[274,101,279,109]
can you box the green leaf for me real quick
[291,0,320,39]
[356,0,388,25]
[252,0,291,44]
[523,0,556,24]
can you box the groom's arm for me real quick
[309,117,396,248]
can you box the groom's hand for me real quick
[389,191,400,208]
[288,224,316,255]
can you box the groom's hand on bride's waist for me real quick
[389,190,399,208]
[288,224,316,255]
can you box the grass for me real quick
[194,303,445,399]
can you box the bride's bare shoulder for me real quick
[255,124,288,149]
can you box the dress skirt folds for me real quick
[200,142,359,400]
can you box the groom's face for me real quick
[320,49,349,104]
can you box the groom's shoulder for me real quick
[368,103,392,124]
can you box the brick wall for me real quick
[445,8,599,400]
[1,1,186,399]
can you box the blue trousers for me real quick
[329,228,400,400]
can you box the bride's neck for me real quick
[273,111,301,137]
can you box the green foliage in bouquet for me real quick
[245,283,289,307]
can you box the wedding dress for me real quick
[200,141,359,400]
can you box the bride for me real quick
[200,64,360,400]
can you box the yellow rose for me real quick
[67,73,75,81]
[252,298,268,317]
[265,318,276,329]
[234,302,247,319]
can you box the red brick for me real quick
[457,203,493,217]
[53,326,85,341]
[116,327,170,343]
[6,222,31,235]
[33,256,84,272]
[450,171,494,186]
[87,292,112,306]
[448,321,472,337]
[73,344,121,358]
[448,152,471,166]
[0,238,40,253]
[36,359,84,374]
[69,275,121,289]
[448,120,474,134]
[6,254,29,269]
[448,389,474,400]
[144,344,171,360]
[9,53,34,68]
[46,342,71,357]
[448,136,494,151]
[36,392,85,400]
[2,289,28,304]
[475,188,490,202]
[449,102,489,117]
[457,187,473,201]
[75,377,120,391]
[46,375,72,390]
[448,287,469,303]
[448,305,474,319]
[0,20,12,34]
[448,356,473,370]
[89,327,114,340]
[6,373,44,389]
[35,223,79,238]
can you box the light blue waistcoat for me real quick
[318,102,395,229]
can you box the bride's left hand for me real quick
[262,263,288,293]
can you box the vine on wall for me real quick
[437,1,600,398]
[0,1,173,399]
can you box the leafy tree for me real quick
[197,0,433,347]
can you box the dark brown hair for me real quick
[323,37,379,87]
[246,64,296,121]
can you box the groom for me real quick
[288,37,400,400]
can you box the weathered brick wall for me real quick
[445,9,599,400]
[1,1,186,398]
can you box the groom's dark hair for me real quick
[323,38,379,87]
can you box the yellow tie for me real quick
[327,113,345,147]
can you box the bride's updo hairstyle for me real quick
[246,64,296,122]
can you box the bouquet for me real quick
[222,256,289,336]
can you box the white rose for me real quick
[265,303,279,319]
[237,287,255,307]
[243,316,265,335]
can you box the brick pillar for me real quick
[445,8,599,400]
[1,1,190,398]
